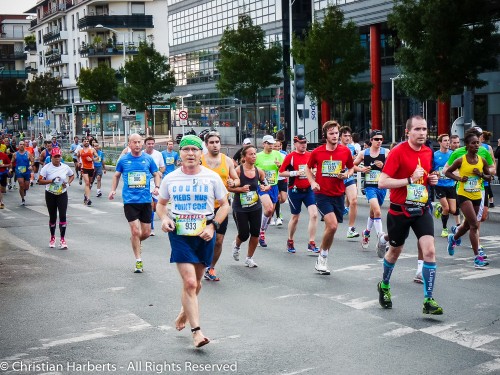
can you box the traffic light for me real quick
[294,64,305,105]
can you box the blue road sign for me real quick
[45,120,50,126]
[38,112,44,119]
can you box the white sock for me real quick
[366,217,374,232]
[136,258,142,262]
[373,218,383,235]
[417,260,423,274]
[320,249,328,258]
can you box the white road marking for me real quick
[21,205,48,216]
[209,334,241,344]
[276,367,317,375]
[68,204,106,214]
[383,326,418,338]
[334,264,377,272]
[106,287,126,292]
[274,293,309,299]
[475,358,500,373]
[343,297,380,310]
[460,268,500,280]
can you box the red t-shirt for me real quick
[280,151,312,189]
[382,141,433,206]
[0,152,10,173]
[307,144,354,197]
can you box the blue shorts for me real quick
[258,184,279,204]
[288,188,315,215]
[315,193,344,223]
[168,231,215,267]
[365,187,387,206]
[15,171,31,180]
[344,178,356,188]
[94,166,103,177]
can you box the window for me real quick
[131,2,145,15]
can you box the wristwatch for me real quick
[212,220,221,231]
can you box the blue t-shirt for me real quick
[161,150,179,175]
[116,153,159,204]
[344,144,356,185]
[94,150,104,167]
[433,150,455,187]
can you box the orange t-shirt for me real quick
[80,146,95,169]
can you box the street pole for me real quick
[181,96,185,136]
[390,74,402,144]
[289,0,295,148]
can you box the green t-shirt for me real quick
[255,150,284,186]
[446,146,493,166]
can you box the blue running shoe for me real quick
[259,232,268,247]
[478,246,488,259]
[307,241,320,253]
[343,206,349,216]
[450,225,459,235]
[447,234,456,256]
[474,256,489,268]
[287,240,296,254]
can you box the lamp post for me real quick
[95,24,127,84]
[179,93,192,136]
[71,101,80,141]
[234,98,242,144]
[390,74,403,144]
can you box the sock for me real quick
[422,262,437,298]
[320,249,328,258]
[373,217,383,235]
[59,221,67,238]
[136,258,142,262]
[441,214,449,229]
[151,211,155,229]
[261,214,270,231]
[275,201,281,218]
[417,259,423,275]
[382,259,395,286]
[366,217,374,232]
[49,222,56,237]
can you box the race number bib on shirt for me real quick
[165,157,175,165]
[128,172,147,188]
[321,160,342,177]
[17,166,27,173]
[464,177,482,193]
[264,170,277,185]
[437,167,449,180]
[175,214,207,236]
[48,181,63,195]
[405,184,428,207]
[366,170,381,184]
[240,191,258,208]
[298,165,307,179]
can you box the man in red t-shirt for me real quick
[279,134,319,254]
[306,121,354,275]
[0,150,12,208]
[378,115,442,315]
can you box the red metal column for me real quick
[370,24,382,131]
[437,99,450,135]
[321,100,330,126]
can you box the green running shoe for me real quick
[377,281,392,309]
[134,261,144,273]
[440,228,449,237]
[423,298,443,315]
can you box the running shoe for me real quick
[474,256,489,268]
[376,232,388,258]
[423,298,443,315]
[315,256,330,275]
[347,227,360,238]
[287,240,296,254]
[232,240,240,261]
[270,218,276,226]
[377,281,392,309]
[49,236,56,248]
[204,267,220,281]
[447,234,457,256]
[79,177,82,185]
[450,225,459,235]
[8,184,12,190]
[259,232,268,247]
[134,261,144,273]
[276,217,283,226]
[86,199,92,206]
[343,206,349,216]
[478,246,488,260]
[307,241,320,253]
[0,202,4,209]
[245,258,258,268]
[30,181,33,187]
[433,202,442,219]
[361,230,370,249]
[413,272,423,284]
[21,199,25,206]
[440,228,449,238]
[96,191,102,198]
[489,202,495,208]
[59,238,68,249]
[150,230,155,236]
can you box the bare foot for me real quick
[193,330,210,348]
[175,311,187,331]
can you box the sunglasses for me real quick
[372,138,383,141]
[52,155,62,158]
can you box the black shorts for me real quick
[387,210,434,248]
[34,161,40,167]
[0,173,7,187]
[124,203,152,223]
[457,194,482,207]
[484,185,493,203]
[214,206,229,235]
[277,179,287,193]
[82,168,94,178]
[434,185,457,200]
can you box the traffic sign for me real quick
[179,110,188,120]
[45,120,51,126]
[28,116,34,121]
[38,112,44,119]
[13,113,19,120]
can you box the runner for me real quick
[143,137,165,236]
[340,126,360,238]
[31,141,40,184]
[230,144,269,266]
[353,130,389,256]
[93,142,106,198]
[201,131,239,281]
[279,134,319,253]
[0,148,12,209]
[70,136,81,178]
[377,115,442,315]
[449,135,462,228]
[156,134,229,348]
[38,148,75,248]
[306,121,354,275]
[271,139,288,226]
[444,131,492,268]
[255,135,284,247]
[478,130,496,208]
[77,138,98,206]
[11,141,34,206]
[39,141,52,167]
[161,139,179,176]
[108,133,161,273]
[232,138,252,166]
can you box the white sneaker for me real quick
[232,240,240,261]
[346,227,360,238]
[245,257,258,268]
[150,230,155,237]
[270,218,276,226]
[315,255,330,275]
[376,232,388,258]
[276,217,283,226]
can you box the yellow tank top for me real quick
[457,155,483,200]
[201,153,229,208]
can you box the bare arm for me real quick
[108,171,122,199]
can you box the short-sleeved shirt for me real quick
[307,144,354,197]
[255,150,284,186]
[433,150,455,187]
[279,151,311,189]
[446,146,493,167]
[145,150,165,192]
[382,141,433,206]
[94,150,104,167]
[161,150,179,175]
[39,163,74,195]
[116,153,159,204]
[0,152,10,174]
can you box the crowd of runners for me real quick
[0,115,498,348]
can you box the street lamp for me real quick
[95,24,127,84]
[234,98,242,144]
[390,74,403,143]
[71,100,80,141]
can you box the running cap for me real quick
[51,148,62,156]
[262,135,275,144]
[179,135,203,150]
[294,134,307,142]
[370,130,383,138]
[242,138,252,145]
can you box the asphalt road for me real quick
[0,176,499,375]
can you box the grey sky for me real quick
[1,0,37,14]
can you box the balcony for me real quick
[46,53,69,67]
[0,70,28,79]
[78,15,154,31]
[30,19,38,28]
[43,29,68,45]
[79,43,139,58]
[0,52,28,62]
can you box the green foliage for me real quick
[0,79,28,117]
[388,0,500,101]
[216,14,282,103]
[120,40,176,115]
[26,73,64,113]
[24,34,36,45]
[291,6,371,106]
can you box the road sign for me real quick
[13,113,19,120]
[28,116,34,121]
[38,112,44,119]
[179,110,188,120]
[45,120,50,126]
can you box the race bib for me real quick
[128,172,146,188]
[464,177,481,193]
[240,191,258,208]
[438,167,449,180]
[405,184,428,207]
[165,157,174,165]
[264,170,277,185]
[366,170,381,184]
[17,166,27,173]
[48,181,63,195]
[298,164,307,179]
[321,160,342,177]
[175,214,206,236]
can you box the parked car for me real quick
[175,128,197,144]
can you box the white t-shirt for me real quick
[40,163,74,195]
[146,149,165,192]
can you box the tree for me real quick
[120,38,176,134]
[77,63,119,139]
[26,73,64,116]
[291,6,371,118]
[0,79,28,118]
[388,0,500,101]
[216,14,282,135]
